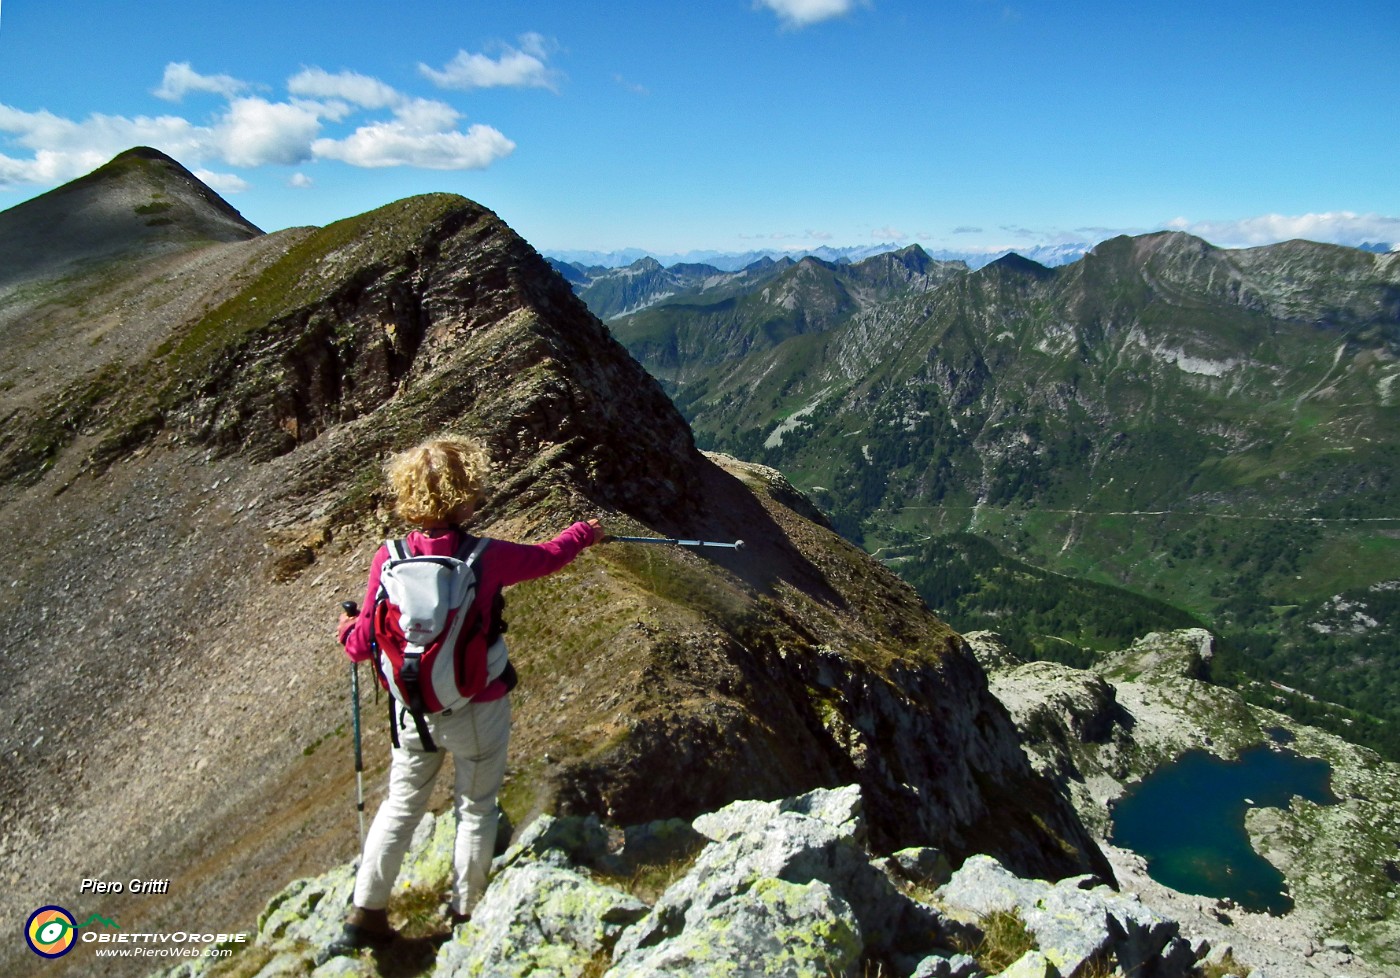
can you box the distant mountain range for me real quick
[548,241,1097,275]
[571,230,1400,759]
[548,239,1396,277]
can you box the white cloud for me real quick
[1165,212,1400,248]
[214,97,321,167]
[288,172,314,189]
[194,169,251,194]
[0,149,106,187]
[392,98,463,133]
[0,103,200,156]
[420,33,560,91]
[0,102,205,187]
[287,68,402,110]
[310,97,515,169]
[757,0,865,28]
[154,62,252,102]
[313,122,514,170]
[1,59,523,192]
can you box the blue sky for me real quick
[1,0,1397,257]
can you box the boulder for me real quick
[939,855,1199,978]
[910,952,984,978]
[691,783,866,847]
[607,876,862,978]
[256,863,358,952]
[617,787,944,963]
[998,950,1055,978]
[436,862,647,978]
[882,846,955,890]
[493,811,612,873]
[962,631,1027,673]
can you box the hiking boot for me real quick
[314,906,396,964]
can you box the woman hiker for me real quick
[323,435,603,958]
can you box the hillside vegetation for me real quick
[589,234,1400,757]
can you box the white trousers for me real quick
[353,695,511,915]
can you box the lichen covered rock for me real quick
[436,862,647,978]
[939,855,1195,978]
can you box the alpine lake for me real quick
[1110,733,1338,915]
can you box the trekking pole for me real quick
[341,601,367,848]
[610,536,744,549]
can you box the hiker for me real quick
[325,435,603,956]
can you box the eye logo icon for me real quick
[25,906,77,958]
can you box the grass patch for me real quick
[578,948,614,978]
[595,850,702,905]
[497,760,550,834]
[956,908,1037,975]
[390,884,448,939]
[301,723,347,757]
[1199,950,1252,978]
[158,194,467,380]
[602,543,750,630]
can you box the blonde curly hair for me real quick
[385,436,489,525]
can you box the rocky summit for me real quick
[0,150,1103,978]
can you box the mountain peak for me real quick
[110,144,182,165]
[982,251,1054,279]
[0,145,262,291]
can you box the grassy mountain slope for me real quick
[604,232,1400,755]
[0,152,1106,978]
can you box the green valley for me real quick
[585,233,1400,757]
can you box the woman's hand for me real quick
[336,610,358,645]
[587,518,609,543]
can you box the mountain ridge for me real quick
[548,241,1102,274]
[592,227,1400,757]
[0,151,1107,978]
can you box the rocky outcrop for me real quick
[940,855,1197,978]
[151,786,1206,978]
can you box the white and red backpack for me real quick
[370,534,494,749]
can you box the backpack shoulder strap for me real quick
[444,533,491,580]
[386,538,412,561]
[463,536,490,566]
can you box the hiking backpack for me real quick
[370,533,494,748]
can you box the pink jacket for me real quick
[340,521,597,697]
